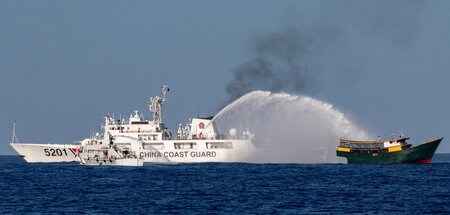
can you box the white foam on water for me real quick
[213,91,372,163]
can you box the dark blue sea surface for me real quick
[1,155,450,214]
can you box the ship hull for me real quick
[10,143,79,163]
[337,138,442,164]
[10,139,255,163]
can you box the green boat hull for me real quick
[337,138,442,164]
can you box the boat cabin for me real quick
[337,137,412,153]
[339,137,410,149]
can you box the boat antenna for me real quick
[11,121,19,143]
[161,84,169,100]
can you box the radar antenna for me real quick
[161,84,169,100]
[149,85,170,124]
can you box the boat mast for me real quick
[149,85,169,125]
[11,121,16,143]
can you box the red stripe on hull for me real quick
[408,159,432,164]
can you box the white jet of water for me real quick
[213,91,372,163]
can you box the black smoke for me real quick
[225,0,426,102]
[226,28,315,102]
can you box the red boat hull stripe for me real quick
[409,159,432,164]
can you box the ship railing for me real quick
[422,138,441,144]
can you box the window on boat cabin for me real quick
[206,142,233,149]
[143,142,164,150]
[363,143,383,148]
[87,150,102,158]
[339,142,349,147]
[174,142,197,149]
[131,121,149,124]
[138,134,159,141]
[339,142,383,149]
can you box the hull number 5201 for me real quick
[44,148,68,156]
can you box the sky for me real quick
[1,0,450,154]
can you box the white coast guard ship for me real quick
[10,85,255,165]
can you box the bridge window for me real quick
[174,142,197,149]
[206,142,233,149]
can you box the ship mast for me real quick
[149,85,169,125]
[11,121,18,143]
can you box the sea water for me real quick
[1,155,449,214]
